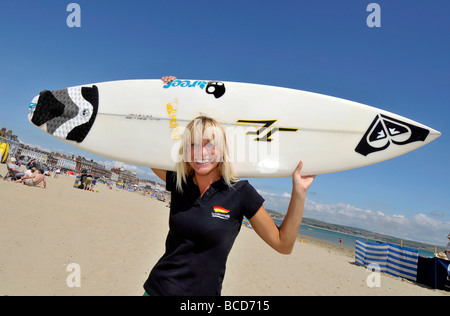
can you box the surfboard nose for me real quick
[428,128,442,142]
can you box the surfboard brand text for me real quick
[163,80,207,89]
[166,101,180,140]
[163,80,226,99]
[125,114,154,121]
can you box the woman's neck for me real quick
[194,170,221,197]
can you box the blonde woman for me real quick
[144,77,316,296]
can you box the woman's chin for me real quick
[191,161,218,175]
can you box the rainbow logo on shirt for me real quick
[211,206,231,220]
[213,206,231,214]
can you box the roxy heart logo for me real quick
[355,114,430,156]
[211,206,231,220]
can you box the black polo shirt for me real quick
[144,171,264,296]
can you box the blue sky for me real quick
[0,0,448,245]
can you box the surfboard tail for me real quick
[28,86,99,143]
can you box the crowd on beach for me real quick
[2,155,170,205]
[3,157,47,189]
[3,155,98,192]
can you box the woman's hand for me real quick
[162,76,177,83]
[292,161,315,197]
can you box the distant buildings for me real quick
[1,126,136,183]
[110,167,137,185]
[0,127,18,142]
[17,146,49,165]
[55,155,77,171]
[77,156,111,179]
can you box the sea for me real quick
[271,219,435,258]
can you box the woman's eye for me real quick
[205,143,215,151]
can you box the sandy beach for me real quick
[0,163,448,296]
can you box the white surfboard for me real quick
[27,79,441,177]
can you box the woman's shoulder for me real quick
[230,179,256,192]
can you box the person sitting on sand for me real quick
[15,169,47,189]
[7,157,25,179]
[24,167,37,178]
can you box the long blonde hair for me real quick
[176,116,238,192]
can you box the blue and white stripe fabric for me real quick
[355,239,419,281]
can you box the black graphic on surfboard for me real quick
[30,86,99,143]
[355,114,430,156]
[206,81,226,99]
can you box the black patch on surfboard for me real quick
[66,86,99,143]
[355,114,430,156]
[31,85,99,143]
[206,81,226,99]
[31,90,66,127]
